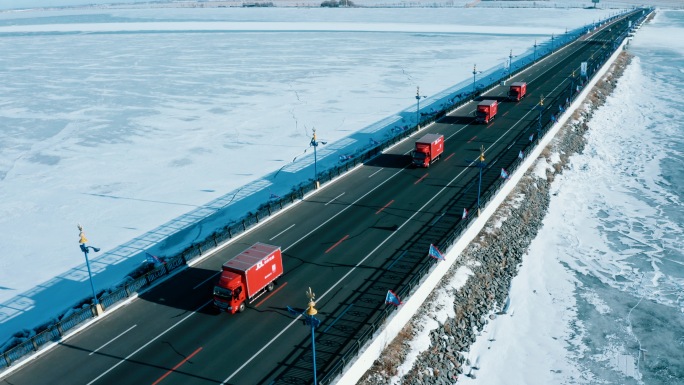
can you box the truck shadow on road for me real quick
[364,153,412,169]
[137,266,226,316]
[475,95,509,103]
[438,115,476,125]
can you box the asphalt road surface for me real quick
[3,10,646,385]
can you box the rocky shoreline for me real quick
[358,50,634,385]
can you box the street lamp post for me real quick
[533,40,537,63]
[508,49,513,80]
[472,64,479,94]
[305,287,320,385]
[78,224,103,316]
[415,86,426,127]
[551,33,555,53]
[310,129,320,189]
[537,95,545,134]
[476,146,486,217]
[569,70,576,100]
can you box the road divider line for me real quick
[325,192,345,206]
[375,200,394,215]
[86,301,210,385]
[368,169,383,178]
[325,235,349,254]
[151,346,203,385]
[414,173,428,185]
[467,136,477,143]
[443,153,455,162]
[254,282,288,308]
[269,224,295,241]
[89,325,137,356]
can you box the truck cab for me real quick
[413,144,431,167]
[213,271,247,314]
[475,100,498,124]
[508,82,527,102]
[412,134,444,168]
[213,243,283,315]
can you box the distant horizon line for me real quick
[0,0,630,14]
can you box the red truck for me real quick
[412,133,444,167]
[213,243,283,314]
[475,100,498,124]
[508,82,527,101]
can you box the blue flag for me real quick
[462,208,468,220]
[428,244,445,261]
[385,290,402,306]
[500,168,510,179]
[529,133,534,141]
[518,150,524,159]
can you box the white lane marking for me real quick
[368,169,383,178]
[86,301,211,385]
[193,272,220,290]
[89,325,137,356]
[325,192,345,206]
[269,224,295,241]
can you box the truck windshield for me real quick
[213,286,232,298]
[413,152,427,159]
[476,111,486,117]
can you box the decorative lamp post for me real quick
[78,224,103,316]
[415,86,426,128]
[537,95,545,133]
[305,287,321,385]
[508,49,513,80]
[476,145,486,217]
[472,64,480,94]
[551,33,555,52]
[533,40,537,63]
[569,70,576,100]
[310,129,320,189]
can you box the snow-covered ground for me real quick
[378,9,684,385]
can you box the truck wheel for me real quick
[238,302,246,313]
[267,282,275,292]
